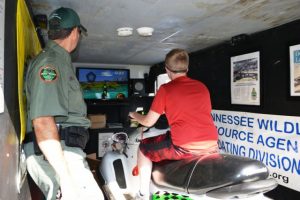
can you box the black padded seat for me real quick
[152,153,271,195]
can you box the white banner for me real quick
[212,110,300,192]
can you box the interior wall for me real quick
[188,19,300,117]
[148,19,300,117]
[4,0,19,133]
[1,0,31,199]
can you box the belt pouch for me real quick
[64,127,89,149]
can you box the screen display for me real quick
[76,68,130,100]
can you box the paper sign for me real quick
[98,132,113,157]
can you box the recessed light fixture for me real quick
[137,27,154,36]
[117,27,133,37]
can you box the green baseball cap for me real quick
[49,7,87,36]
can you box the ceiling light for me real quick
[137,27,154,36]
[117,27,133,37]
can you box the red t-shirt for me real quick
[150,76,218,148]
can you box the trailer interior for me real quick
[1,0,300,199]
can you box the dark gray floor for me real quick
[266,185,300,200]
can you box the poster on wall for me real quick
[289,44,300,96]
[212,109,300,192]
[231,51,260,105]
[98,132,114,158]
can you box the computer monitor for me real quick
[76,67,130,101]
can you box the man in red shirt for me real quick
[129,49,218,200]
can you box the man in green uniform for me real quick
[23,7,104,200]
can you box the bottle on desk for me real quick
[102,82,108,99]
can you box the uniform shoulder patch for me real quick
[39,65,59,82]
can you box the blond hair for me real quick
[165,49,189,73]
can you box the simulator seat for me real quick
[152,153,278,199]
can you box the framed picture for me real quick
[230,51,260,105]
[289,44,300,96]
[97,132,114,158]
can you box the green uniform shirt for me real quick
[25,40,90,132]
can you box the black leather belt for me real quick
[23,127,67,144]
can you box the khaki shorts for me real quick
[24,141,104,200]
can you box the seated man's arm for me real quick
[129,110,160,127]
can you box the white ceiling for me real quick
[28,0,300,65]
